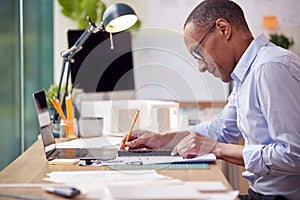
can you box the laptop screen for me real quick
[32,90,51,127]
[33,90,56,156]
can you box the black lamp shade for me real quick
[103,3,138,33]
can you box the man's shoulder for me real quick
[257,45,292,65]
[250,45,300,83]
[252,45,300,76]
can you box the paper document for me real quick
[45,170,178,199]
[100,153,216,166]
[45,170,170,184]
[167,153,216,164]
[56,137,216,166]
[108,184,205,199]
[107,183,239,200]
[44,170,238,200]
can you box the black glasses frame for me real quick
[191,22,216,61]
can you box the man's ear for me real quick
[215,18,231,40]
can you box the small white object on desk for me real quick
[79,117,103,137]
[48,159,80,165]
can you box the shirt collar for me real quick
[231,33,270,83]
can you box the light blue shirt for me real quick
[190,33,300,199]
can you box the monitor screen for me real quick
[67,30,135,93]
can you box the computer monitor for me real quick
[67,30,135,93]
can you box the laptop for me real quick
[33,90,117,161]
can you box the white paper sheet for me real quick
[108,184,205,200]
[45,170,170,184]
[45,170,178,199]
[44,170,239,200]
[99,153,216,166]
[107,183,239,200]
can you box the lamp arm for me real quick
[60,19,102,59]
[54,59,67,122]
[54,17,102,122]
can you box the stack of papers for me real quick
[44,170,239,199]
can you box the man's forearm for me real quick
[162,130,191,149]
[212,142,245,166]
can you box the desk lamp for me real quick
[54,3,138,122]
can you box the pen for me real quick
[124,110,140,148]
[43,186,80,198]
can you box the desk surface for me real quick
[0,139,233,199]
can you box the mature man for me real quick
[120,0,300,199]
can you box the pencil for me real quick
[50,97,69,136]
[50,97,66,121]
[65,96,74,121]
[124,110,140,148]
[65,95,75,139]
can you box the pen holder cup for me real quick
[60,119,78,140]
[52,122,60,138]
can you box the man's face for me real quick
[184,22,234,82]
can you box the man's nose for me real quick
[198,60,207,72]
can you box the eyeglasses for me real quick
[191,23,216,61]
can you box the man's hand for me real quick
[120,130,164,150]
[171,132,217,158]
[120,130,191,150]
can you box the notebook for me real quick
[33,90,117,161]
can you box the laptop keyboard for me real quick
[75,149,89,157]
[53,148,88,158]
[51,148,118,160]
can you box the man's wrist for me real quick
[211,142,222,159]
